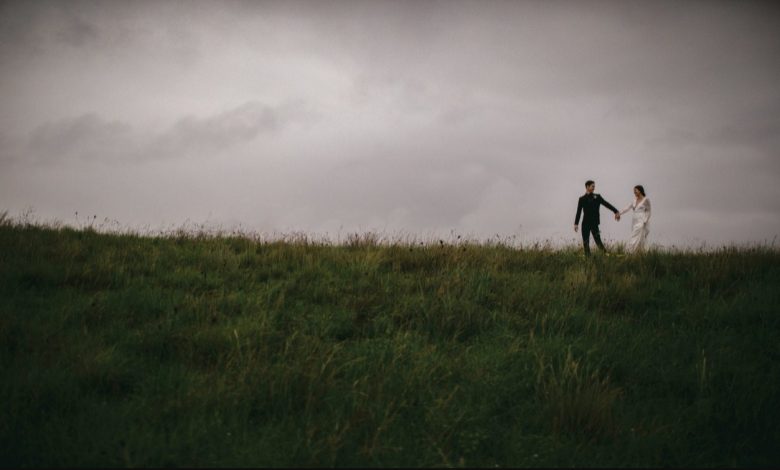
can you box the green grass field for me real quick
[1,214,779,467]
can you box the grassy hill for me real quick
[1,216,779,467]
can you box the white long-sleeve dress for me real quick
[620,197,651,253]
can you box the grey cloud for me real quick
[27,113,134,162]
[603,102,660,121]
[649,121,780,160]
[150,102,283,158]
[643,98,780,179]
[0,1,202,67]
[323,1,780,101]
[265,125,572,238]
[0,2,97,54]
[20,101,306,164]
[709,102,780,154]
[56,15,99,47]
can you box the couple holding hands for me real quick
[574,180,651,256]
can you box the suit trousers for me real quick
[581,223,606,255]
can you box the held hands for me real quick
[574,225,578,233]
[614,213,621,221]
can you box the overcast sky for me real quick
[1,0,779,247]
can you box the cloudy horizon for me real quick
[2,0,779,247]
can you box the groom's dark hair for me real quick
[585,180,595,187]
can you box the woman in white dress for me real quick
[618,185,651,253]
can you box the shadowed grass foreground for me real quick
[1,217,779,467]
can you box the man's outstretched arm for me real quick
[600,196,619,214]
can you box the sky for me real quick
[1,0,779,247]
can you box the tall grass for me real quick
[1,215,779,467]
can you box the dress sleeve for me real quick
[644,199,651,221]
[619,201,633,216]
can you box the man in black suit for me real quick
[574,180,620,256]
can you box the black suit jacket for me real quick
[575,193,618,226]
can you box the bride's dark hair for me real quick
[634,185,646,197]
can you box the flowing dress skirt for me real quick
[627,214,649,253]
